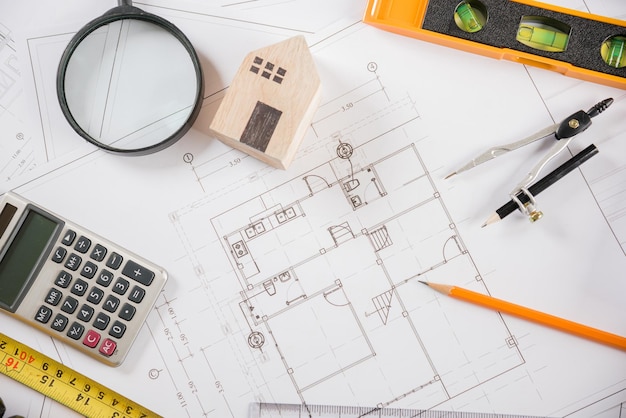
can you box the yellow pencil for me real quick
[419,281,626,351]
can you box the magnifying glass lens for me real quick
[63,19,199,152]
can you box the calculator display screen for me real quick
[0,209,60,311]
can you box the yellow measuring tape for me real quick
[0,332,161,418]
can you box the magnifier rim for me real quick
[56,4,204,156]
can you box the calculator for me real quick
[0,192,167,366]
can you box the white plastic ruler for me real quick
[251,403,545,418]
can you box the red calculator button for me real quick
[83,330,101,348]
[99,339,117,357]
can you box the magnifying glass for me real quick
[56,0,204,155]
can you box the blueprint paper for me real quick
[1,1,626,417]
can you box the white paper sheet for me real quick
[1,1,625,417]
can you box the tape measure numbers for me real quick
[251,402,545,418]
[0,332,160,418]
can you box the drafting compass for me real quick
[446,98,613,223]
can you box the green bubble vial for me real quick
[454,1,487,33]
[601,35,626,68]
[516,16,570,53]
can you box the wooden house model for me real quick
[209,36,322,169]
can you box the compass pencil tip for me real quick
[444,172,456,180]
[481,212,500,228]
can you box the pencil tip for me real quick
[444,172,456,180]
[481,213,500,228]
[418,280,429,286]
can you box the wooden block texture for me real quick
[209,35,321,169]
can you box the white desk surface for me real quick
[1,0,625,417]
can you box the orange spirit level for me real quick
[363,0,626,89]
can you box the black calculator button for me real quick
[90,244,107,262]
[51,247,67,263]
[96,270,114,287]
[45,289,63,306]
[71,279,88,297]
[128,286,146,303]
[112,278,129,295]
[86,287,104,305]
[64,253,82,271]
[54,271,72,288]
[77,304,94,322]
[106,252,123,270]
[122,260,154,286]
[109,321,126,339]
[103,295,120,313]
[67,322,85,340]
[61,296,79,314]
[74,236,91,253]
[35,306,53,324]
[80,261,98,279]
[93,313,110,330]
[61,230,76,246]
[118,303,136,321]
[51,314,69,332]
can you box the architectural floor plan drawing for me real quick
[211,119,525,407]
[164,63,531,415]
